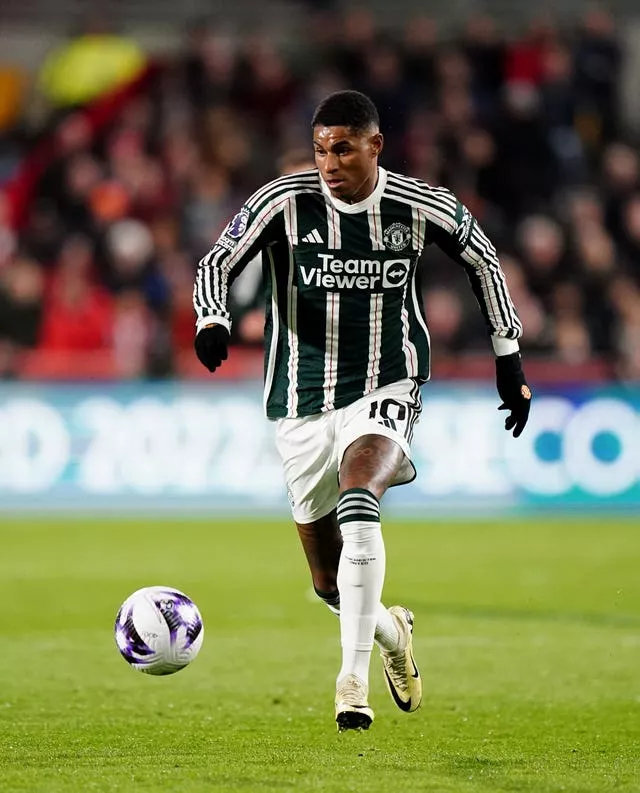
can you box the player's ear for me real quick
[370,132,384,158]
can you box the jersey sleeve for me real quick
[193,197,284,333]
[426,188,523,354]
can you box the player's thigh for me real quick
[340,434,406,498]
[274,413,339,523]
[338,378,423,489]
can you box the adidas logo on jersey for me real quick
[301,229,324,244]
[300,254,411,290]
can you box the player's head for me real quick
[312,90,383,204]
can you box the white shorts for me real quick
[274,378,422,523]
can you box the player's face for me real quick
[313,125,383,203]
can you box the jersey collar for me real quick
[320,167,387,214]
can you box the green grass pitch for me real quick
[0,515,638,792]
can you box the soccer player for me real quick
[193,90,531,731]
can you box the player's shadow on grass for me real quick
[413,602,640,629]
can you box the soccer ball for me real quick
[114,586,204,675]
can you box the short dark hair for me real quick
[312,90,379,133]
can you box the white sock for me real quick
[374,603,400,651]
[317,596,399,652]
[336,488,385,685]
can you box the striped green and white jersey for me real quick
[193,167,522,419]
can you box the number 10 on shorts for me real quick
[368,398,407,431]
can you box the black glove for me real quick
[495,352,532,438]
[194,325,230,373]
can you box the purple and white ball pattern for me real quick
[115,586,204,675]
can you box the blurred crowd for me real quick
[1,5,640,380]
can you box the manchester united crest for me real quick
[383,222,411,252]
